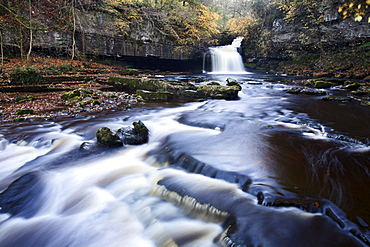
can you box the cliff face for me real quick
[3,8,192,61]
[257,6,370,59]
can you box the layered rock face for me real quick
[258,5,370,59]
[3,9,191,61]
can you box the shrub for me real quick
[44,63,74,75]
[10,67,42,85]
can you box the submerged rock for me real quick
[96,127,123,148]
[118,120,149,145]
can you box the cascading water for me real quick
[204,37,249,74]
[0,72,369,246]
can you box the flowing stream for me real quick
[0,71,369,246]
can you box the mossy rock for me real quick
[117,120,149,145]
[16,95,35,103]
[96,127,123,148]
[322,95,352,102]
[81,89,94,95]
[193,77,206,83]
[286,88,302,94]
[301,88,327,95]
[341,83,360,91]
[108,77,168,92]
[61,89,81,100]
[313,80,333,89]
[207,82,221,86]
[196,85,240,100]
[226,81,242,91]
[119,69,140,76]
[350,90,368,96]
[16,109,34,115]
[136,90,174,100]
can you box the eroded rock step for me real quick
[150,169,368,247]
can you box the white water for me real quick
[0,103,223,247]
[0,74,369,246]
[207,37,249,74]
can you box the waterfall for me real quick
[204,37,248,74]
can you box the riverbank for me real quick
[0,57,147,122]
[1,56,369,122]
[0,57,239,122]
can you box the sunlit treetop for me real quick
[338,0,370,22]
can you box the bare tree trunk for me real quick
[71,0,76,61]
[0,29,3,71]
[19,28,24,59]
[27,29,33,66]
[26,0,33,66]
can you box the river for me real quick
[0,72,369,247]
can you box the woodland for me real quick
[0,0,369,62]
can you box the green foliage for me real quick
[119,69,140,75]
[16,95,35,103]
[44,64,75,75]
[61,89,81,100]
[16,108,34,115]
[10,67,42,85]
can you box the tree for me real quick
[226,16,254,38]
[338,0,370,22]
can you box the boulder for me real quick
[313,80,333,89]
[96,127,123,148]
[118,120,149,145]
[196,85,240,100]
[108,77,240,100]
[136,90,174,100]
[341,83,360,91]
[226,78,242,91]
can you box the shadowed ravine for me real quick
[0,72,369,246]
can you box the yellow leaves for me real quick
[354,15,363,21]
[338,0,369,21]
[226,17,254,38]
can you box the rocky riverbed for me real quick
[1,57,369,122]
